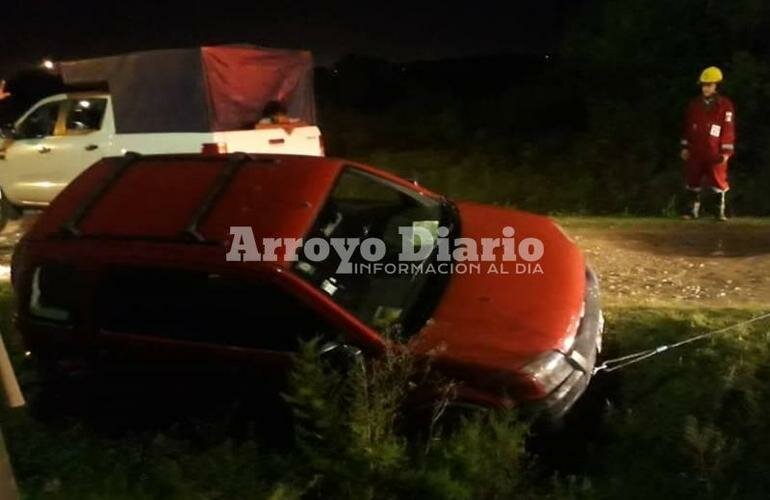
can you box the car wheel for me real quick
[405,399,491,439]
[0,190,20,232]
[433,401,491,433]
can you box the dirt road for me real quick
[561,217,770,308]
[0,214,767,308]
[0,215,37,280]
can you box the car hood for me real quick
[412,201,586,373]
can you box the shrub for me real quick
[282,339,590,500]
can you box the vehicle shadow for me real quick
[527,371,623,477]
[526,335,627,477]
[601,224,770,258]
[26,369,296,448]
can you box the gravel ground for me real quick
[562,218,770,308]
[0,214,37,280]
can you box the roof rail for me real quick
[182,152,250,242]
[60,152,142,237]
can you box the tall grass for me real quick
[4,281,770,498]
[1,319,581,499]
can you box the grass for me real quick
[2,283,770,498]
[577,307,770,499]
[554,216,770,229]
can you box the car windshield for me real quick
[293,167,457,339]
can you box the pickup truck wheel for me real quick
[0,191,20,232]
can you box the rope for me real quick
[593,311,770,375]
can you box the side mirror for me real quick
[319,341,364,372]
[0,124,15,139]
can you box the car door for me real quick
[49,97,112,200]
[93,269,347,397]
[0,98,66,204]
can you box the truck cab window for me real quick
[16,101,61,139]
[65,98,107,133]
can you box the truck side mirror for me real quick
[0,124,15,139]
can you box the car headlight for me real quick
[520,350,573,394]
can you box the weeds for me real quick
[283,340,560,500]
[5,287,770,498]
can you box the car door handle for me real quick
[38,146,51,154]
[85,144,98,151]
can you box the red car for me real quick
[12,153,603,419]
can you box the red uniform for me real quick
[681,95,736,192]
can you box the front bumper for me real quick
[534,268,604,420]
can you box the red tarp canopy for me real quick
[60,45,316,134]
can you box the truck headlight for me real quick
[521,350,574,394]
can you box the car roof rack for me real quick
[60,151,142,237]
[182,152,250,242]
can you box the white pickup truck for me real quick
[0,45,324,229]
[0,92,322,219]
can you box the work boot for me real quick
[682,190,701,220]
[715,191,728,221]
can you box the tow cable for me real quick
[592,311,770,375]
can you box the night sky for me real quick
[2,0,572,72]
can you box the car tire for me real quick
[434,402,491,433]
[26,356,65,419]
[405,399,491,439]
[0,190,20,233]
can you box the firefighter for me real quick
[257,100,300,125]
[680,66,736,221]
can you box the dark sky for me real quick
[1,0,572,72]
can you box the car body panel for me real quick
[13,153,601,416]
[413,202,585,371]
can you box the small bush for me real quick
[282,339,552,499]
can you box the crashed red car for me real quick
[12,153,603,419]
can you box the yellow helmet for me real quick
[699,66,723,84]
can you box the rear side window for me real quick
[65,98,107,133]
[16,101,62,139]
[97,267,336,352]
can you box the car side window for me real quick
[97,268,341,352]
[332,168,404,204]
[16,101,62,139]
[216,277,338,351]
[65,98,108,134]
